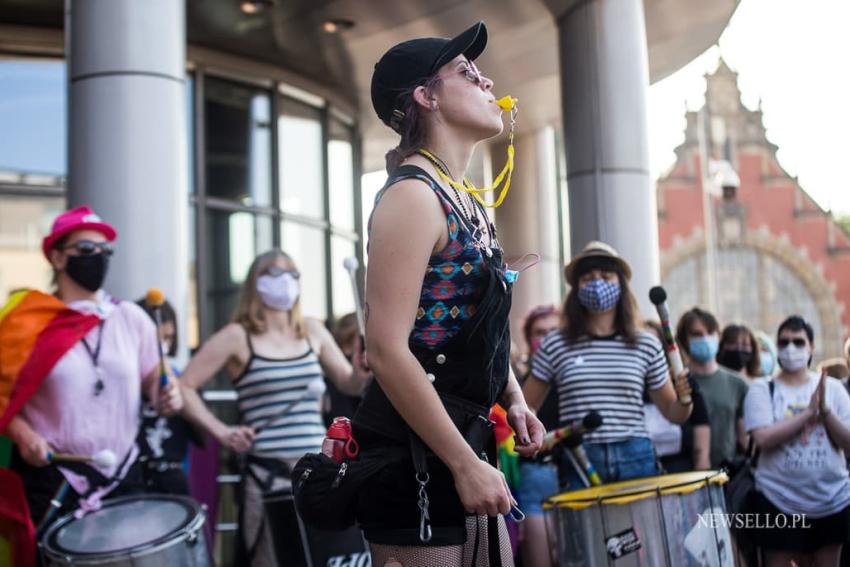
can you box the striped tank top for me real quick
[235,331,326,460]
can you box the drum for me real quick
[39,494,209,566]
[546,471,731,567]
[264,488,370,567]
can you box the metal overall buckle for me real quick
[416,472,433,543]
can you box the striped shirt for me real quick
[531,331,669,443]
[235,343,326,460]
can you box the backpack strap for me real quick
[750,379,775,466]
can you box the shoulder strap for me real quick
[378,165,468,226]
[750,379,776,465]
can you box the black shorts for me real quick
[751,491,850,553]
[353,430,468,547]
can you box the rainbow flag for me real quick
[0,290,100,432]
[490,404,520,490]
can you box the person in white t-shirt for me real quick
[744,315,850,566]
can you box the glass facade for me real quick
[0,59,362,351]
[0,60,67,178]
[1,55,363,565]
[0,60,67,299]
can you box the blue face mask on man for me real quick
[688,335,719,363]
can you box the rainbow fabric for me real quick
[490,404,520,490]
[0,290,100,432]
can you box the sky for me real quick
[647,0,850,215]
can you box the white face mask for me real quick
[256,273,300,311]
[778,344,810,372]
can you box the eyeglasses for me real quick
[778,338,807,348]
[457,62,484,86]
[62,240,114,257]
[264,266,300,279]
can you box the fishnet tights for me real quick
[368,515,514,567]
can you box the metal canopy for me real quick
[0,0,739,170]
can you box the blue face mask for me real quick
[577,279,621,312]
[760,351,775,376]
[688,335,719,363]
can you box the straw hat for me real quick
[563,241,632,286]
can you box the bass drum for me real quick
[546,471,732,567]
[39,494,209,566]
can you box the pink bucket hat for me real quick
[42,205,117,258]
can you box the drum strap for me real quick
[241,454,293,563]
[56,446,135,500]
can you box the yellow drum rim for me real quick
[544,470,728,510]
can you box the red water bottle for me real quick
[322,417,360,463]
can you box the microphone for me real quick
[343,257,366,339]
[563,434,602,487]
[145,288,169,388]
[541,410,603,452]
[649,286,692,405]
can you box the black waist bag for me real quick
[293,398,493,532]
[292,449,399,532]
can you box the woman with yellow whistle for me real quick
[351,21,543,567]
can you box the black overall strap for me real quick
[409,433,433,544]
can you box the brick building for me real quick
[657,60,850,361]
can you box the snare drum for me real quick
[546,471,731,567]
[264,488,370,567]
[39,494,208,566]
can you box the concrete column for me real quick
[67,0,188,343]
[494,127,562,345]
[554,0,660,315]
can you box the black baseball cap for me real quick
[371,22,488,132]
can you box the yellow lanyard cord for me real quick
[418,97,518,209]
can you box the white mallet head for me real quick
[307,378,327,399]
[92,449,117,469]
[343,256,359,273]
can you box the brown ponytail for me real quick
[385,75,442,175]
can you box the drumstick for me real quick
[649,286,692,405]
[564,435,602,487]
[253,378,327,434]
[343,257,366,338]
[49,449,117,469]
[36,480,70,536]
[564,449,591,488]
[145,288,169,388]
[541,411,603,452]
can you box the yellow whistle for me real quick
[495,96,517,112]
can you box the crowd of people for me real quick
[4,19,850,567]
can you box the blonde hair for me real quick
[232,249,306,338]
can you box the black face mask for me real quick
[719,349,752,372]
[65,253,109,292]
